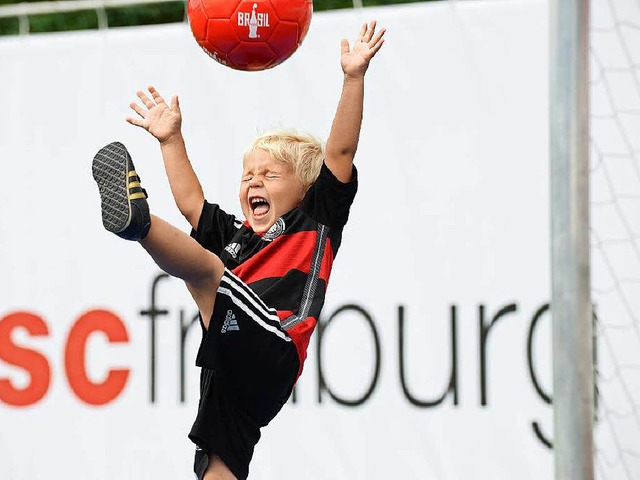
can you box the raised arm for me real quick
[325,21,385,183]
[127,86,205,229]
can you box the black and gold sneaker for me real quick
[92,142,151,241]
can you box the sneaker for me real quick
[92,142,151,241]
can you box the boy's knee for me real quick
[186,255,225,328]
[189,253,225,290]
[203,454,236,480]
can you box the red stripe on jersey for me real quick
[232,230,318,285]
[278,310,316,381]
[318,236,334,284]
[275,310,314,379]
[276,310,294,321]
[287,317,317,379]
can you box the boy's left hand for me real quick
[341,20,386,79]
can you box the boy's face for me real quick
[240,149,307,233]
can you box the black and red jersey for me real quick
[192,163,358,377]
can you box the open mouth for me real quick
[250,196,270,217]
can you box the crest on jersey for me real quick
[263,218,285,241]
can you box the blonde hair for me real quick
[243,129,325,187]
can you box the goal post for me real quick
[550,0,594,478]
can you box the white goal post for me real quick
[550,0,595,479]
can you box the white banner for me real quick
[0,1,552,478]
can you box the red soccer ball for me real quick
[187,0,313,71]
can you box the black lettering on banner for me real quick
[179,310,200,403]
[316,304,381,406]
[139,273,170,403]
[532,421,552,449]
[479,303,517,406]
[398,305,459,407]
[527,303,552,449]
[528,304,551,404]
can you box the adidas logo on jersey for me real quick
[221,309,240,333]
[224,242,241,258]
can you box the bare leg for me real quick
[140,214,224,327]
[92,143,221,326]
[203,455,237,480]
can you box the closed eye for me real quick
[242,176,253,182]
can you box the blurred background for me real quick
[0,0,430,35]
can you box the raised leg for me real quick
[92,142,223,327]
[140,215,224,325]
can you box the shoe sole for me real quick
[92,142,132,234]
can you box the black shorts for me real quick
[189,269,300,480]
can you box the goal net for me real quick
[590,0,640,477]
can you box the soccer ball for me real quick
[187,0,313,71]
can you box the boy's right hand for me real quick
[127,86,182,144]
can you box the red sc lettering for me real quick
[0,312,51,406]
[65,309,130,405]
[0,309,130,406]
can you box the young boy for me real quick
[92,21,384,480]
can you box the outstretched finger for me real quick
[369,26,385,47]
[137,90,155,109]
[368,37,385,58]
[130,102,147,119]
[363,20,377,42]
[148,85,166,105]
[171,95,180,112]
[340,38,350,56]
[126,116,144,128]
[356,22,367,42]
